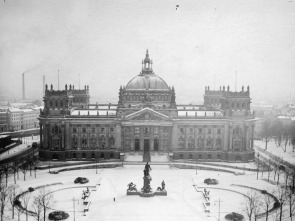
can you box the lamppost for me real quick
[49,163,51,173]
[243,164,246,174]
[256,152,260,180]
[267,159,270,182]
[96,160,98,174]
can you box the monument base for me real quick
[139,191,155,197]
[127,190,139,196]
[154,190,167,196]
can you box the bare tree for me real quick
[281,124,291,153]
[32,194,43,221]
[11,161,19,184]
[0,184,9,221]
[21,192,31,221]
[20,161,29,181]
[275,186,287,221]
[244,190,262,221]
[3,164,11,187]
[262,190,275,221]
[38,187,53,221]
[7,184,19,220]
[260,118,273,150]
[286,184,295,221]
[32,156,38,178]
[272,119,283,147]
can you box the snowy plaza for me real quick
[3,161,286,221]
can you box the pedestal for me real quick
[140,175,154,197]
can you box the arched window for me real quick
[100,135,106,148]
[72,135,78,148]
[91,152,95,159]
[197,136,204,148]
[188,136,194,148]
[73,153,76,159]
[179,137,185,148]
[109,136,115,148]
[55,100,58,108]
[81,135,87,148]
[90,135,96,148]
[82,152,86,159]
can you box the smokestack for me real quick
[43,75,45,97]
[22,73,25,100]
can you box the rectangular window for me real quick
[198,128,202,134]
[135,127,140,134]
[154,127,158,134]
[101,128,105,133]
[110,127,114,133]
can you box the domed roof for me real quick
[125,50,170,90]
[126,73,169,90]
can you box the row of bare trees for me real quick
[260,118,295,151]
[244,169,295,221]
[0,155,39,188]
[244,185,295,221]
[0,182,53,221]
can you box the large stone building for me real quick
[39,50,256,162]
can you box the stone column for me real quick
[61,124,64,149]
[229,125,233,151]
[251,124,255,149]
[213,126,216,150]
[150,127,154,151]
[115,124,121,150]
[244,125,248,151]
[171,124,178,150]
[39,123,43,146]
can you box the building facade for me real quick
[39,50,256,162]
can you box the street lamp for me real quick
[243,164,246,174]
[96,160,98,174]
[256,152,260,180]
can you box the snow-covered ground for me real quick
[3,164,287,221]
[254,140,295,164]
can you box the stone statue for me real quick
[127,182,137,191]
[161,180,165,190]
[144,162,152,177]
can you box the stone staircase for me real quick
[143,151,151,162]
[124,152,143,162]
[150,152,169,162]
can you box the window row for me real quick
[179,127,222,135]
[71,135,115,148]
[72,127,115,134]
[125,95,170,101]
[179,136,223,149]
[49,100,64,108]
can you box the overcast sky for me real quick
[0,0,294,104]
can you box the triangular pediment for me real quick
[125,108,169,121]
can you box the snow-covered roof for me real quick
[71,110,116,116]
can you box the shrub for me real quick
[225,212,244,221]
[261,190,268,194]
[74,177,89,184]
[48,211,69,220]
[28,187,34,192]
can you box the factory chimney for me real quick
[22,73,25,100]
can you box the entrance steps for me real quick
[150,152,169,162]
[124,152,170,162]
[124,152,143,162]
